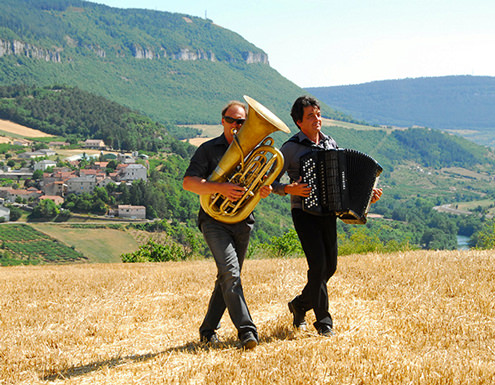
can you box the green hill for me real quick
[0,0,348,128]
[0,85,192,152]
[1,88,495,261]
[307,76,495,147]
[323,124,495,176]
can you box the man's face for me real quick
[297,105,322,139]
[222,105,246,143]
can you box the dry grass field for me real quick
[1,250,494,384]
[0,119,54,138]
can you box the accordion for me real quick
[300,148,382,224]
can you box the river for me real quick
[457,235,470,250]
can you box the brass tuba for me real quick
[199,95,291,224]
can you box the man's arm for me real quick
[183,176,246,202]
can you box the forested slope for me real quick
[2,86,495,254]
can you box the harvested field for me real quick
[0,119,54,138]
[1,250,494,384]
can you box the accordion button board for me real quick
[300,149,382,224]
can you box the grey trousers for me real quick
[199,218,258,340]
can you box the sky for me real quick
[93,0,495,88]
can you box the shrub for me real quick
[121,240,185,263]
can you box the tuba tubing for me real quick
[199,96,290,224]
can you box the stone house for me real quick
[34,159,57,171]
[66,175,97,194]
[38,195,64,205]
[118,164,147,182]
[83,139,106,149]
[118,205,146,219]
[43,181,66,196]
[0,187,42,203]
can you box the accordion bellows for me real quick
[300,149,383,224]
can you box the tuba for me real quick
[199,95,291,224]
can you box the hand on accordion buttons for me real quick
[285,177,311,197]
[371,188,383,204]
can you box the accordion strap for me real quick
[287,133,337,150]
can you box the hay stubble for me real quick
[1,250,494,384]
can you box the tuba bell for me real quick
[199,95,291,224]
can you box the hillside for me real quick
[307,76,495,147]
[0,0,347,128]
[1,250,494,383]
[1,84,495,256]
[0,85,190,152]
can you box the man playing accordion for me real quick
[272,96,382,336]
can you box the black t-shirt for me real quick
[184,134,255,227]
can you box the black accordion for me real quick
[300,149,382,224]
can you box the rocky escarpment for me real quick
[0,38,269,65]
[0,39,62,62]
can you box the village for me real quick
[0,138,149,221]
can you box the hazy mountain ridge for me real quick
[306,75,495,147]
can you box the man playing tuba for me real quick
[183,100,272,349]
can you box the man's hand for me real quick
[219,182,246,201]
[370,188,383,204]
[284,177,311,197]
[260,184,273,199]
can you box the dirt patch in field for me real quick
[0,119,55,138]
[186,137,211,147]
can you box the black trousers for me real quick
[291,208,338,330]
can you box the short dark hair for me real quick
[290,96,320,129]
[221,101,247,117]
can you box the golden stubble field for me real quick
[1,250,494,384]
[0,119,54,138]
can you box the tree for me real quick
[5,205,22,221]
[472,219,495,249]
[91,198,107,215]
[31,199,59,219]
[266,229,303,258]
[121,240,185,262]
[32,169,44,180]
[93,186,109,203]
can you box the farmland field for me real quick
[1,250,494,384]
[30,223,140,263]
[0,118,54,138]
[0,224,86,265]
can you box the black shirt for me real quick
[184,134,255,226]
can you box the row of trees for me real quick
[121,213,495,264]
